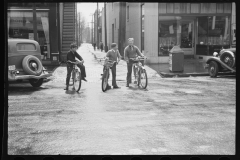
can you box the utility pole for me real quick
[104,2,107,52]
[97,2,99,49]
[92,14,94,44]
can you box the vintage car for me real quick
[205,43,236,78]
[8,38,52,87]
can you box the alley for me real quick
[8,43,236,155]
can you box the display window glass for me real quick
[196,16,231,55]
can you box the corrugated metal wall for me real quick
[60,3,76,61]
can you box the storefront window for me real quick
[196,16,231,55]
[8,11,50,59]
[158,16,178,56]
[8,11,33,39]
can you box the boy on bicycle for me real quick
[104,43,121,89]
[65,43,87,90]
[124,38,144,87]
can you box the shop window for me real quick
[196,16,231,55]
[158,16,178,56]
[8,11,33,39]
[8,11,50,59]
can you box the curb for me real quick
[160,72,208,78]
[160,72,235,78]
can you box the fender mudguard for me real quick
[206,57,236,72]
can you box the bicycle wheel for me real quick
[139,69,148,89]
[102,69,108,92]
[74,70,81,92]
[132,64,138,83]
[69,70,75,86]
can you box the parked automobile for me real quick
[8,38,52,87]
[205,41,236,78]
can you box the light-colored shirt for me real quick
[106,49,121,61]
[124,45,143,61]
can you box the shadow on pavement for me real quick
[128,86,148,91]
[8,85,49,95]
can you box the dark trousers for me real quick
[126,60,144,84]
[103,63,117,87]
[66,64,86,85]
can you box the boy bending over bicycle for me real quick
[104,43,122,89]
[65,43,87,90]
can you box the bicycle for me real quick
[100,58,117,92]
[66,60,82,92]
[130,56,148,89]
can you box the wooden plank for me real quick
[159,3,166,14]
[224,3,231,13]
[63,8,75,12]
[216,3,224,13]
[166,3,174,13]
[191,3,200,13]
[174,3,180,13]
[63,26,75,29]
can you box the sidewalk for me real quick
[88,46,210,78]
[148,59,210,78]
[88,46,161,81]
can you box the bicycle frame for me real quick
[130,57,148,89]
[66,60,82,92]
[101,59,117,92]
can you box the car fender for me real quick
[206,57,236,72]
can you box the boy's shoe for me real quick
[134,80,137,84]
[82,78,87,82]
[64,86,69,90]
[113,86,121,89]
[126,83,129,87]
[106,85,111,90]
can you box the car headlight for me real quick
[213,52,218,57]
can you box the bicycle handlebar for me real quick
[129,57,147,61]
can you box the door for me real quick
[180,20,194,56]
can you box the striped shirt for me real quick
[106,49,121,62]
[124,45,143,61]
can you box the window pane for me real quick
[159,16,177,56]
[17,43,36,50]
[8,11,33,39]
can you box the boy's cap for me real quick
[128,38,134,42]
[111,43,117,48]
[70,42,77,48]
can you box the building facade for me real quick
[104,2,235,64]
[7,2,77,64]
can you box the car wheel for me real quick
[220,52,235,68]
[208,61,219,78]
[29,78,44,87]
[22,55,43,76]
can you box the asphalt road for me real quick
[7,44,236,155]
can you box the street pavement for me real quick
[7,43,236,155]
